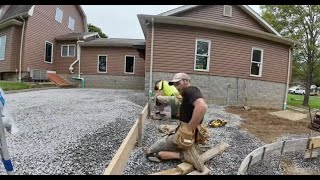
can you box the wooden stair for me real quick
[47,73,73,87]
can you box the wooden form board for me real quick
[151,143,230,175]
[237,136,320,175]
[307,137,320,149]
[104,104,148,175]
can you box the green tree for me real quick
[88,23,108,38]
[261,5,320,106]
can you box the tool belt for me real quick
[173,122,208,149]
[196,125,208,145]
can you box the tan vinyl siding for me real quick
[0,25,22,72]
[23,5,85,72]
[78,47,145,77]
[174,5,269,33]
[146,24,290,84]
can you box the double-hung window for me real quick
[194,39,211,71]
[61,45,75,57]
[250,47,264,77]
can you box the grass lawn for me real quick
[0,81,30,91]
[287,93,320,109]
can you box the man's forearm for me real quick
[189,104,207,130]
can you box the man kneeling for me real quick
[145,73,207,172]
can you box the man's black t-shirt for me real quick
[179,86,203,123]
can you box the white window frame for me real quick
[68,16,75,31]
[124,55,135,74]
[55,7,63,23]
[44,41,53,64]
[223,5,232,17]
[97,55,108,73]
[250,47,264,77]
[0,35,6,60]
[194,39,211,72]
[61,44,76,57]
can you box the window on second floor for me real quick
[61,45,75,57]
[223,5,232,17]
[68,16,75,31]
[0,35,6,60]
[55,7,63,23]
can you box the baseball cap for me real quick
[168,73,191,85]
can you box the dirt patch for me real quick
[225,106,311,144]
[225,106,318,175]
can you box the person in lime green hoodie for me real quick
[152,80,182,120]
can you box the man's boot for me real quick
[181,144,204,172]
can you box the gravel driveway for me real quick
[1,89,319,175]
[0,88,147,175]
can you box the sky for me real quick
[81,5,261,39]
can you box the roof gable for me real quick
[0,5,88,32]
[159,5,281,37]
[0,5,33,23]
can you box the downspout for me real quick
[72,39,85,88]
[77,39,81,78]
[283,45,293,110]
[148,17,155,100]
[18,16,26,83]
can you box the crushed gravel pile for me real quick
[0,88,147,175]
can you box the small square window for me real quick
[223,5,232,17]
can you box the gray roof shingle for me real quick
[55,32,99,40]
[81,38,145,47]
[0,5,33,23]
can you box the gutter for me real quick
[148,17,155,100]
[18,16,26,83]
[0,12,29,25]
[0,19,23,30]
[283,45,294,110]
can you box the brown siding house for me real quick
[0,5,298,109]
[139,5,297,109]
[0,5,146,90]
[0,5,88,81]
[23,5,86,72]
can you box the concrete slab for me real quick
[268,110,307,121]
